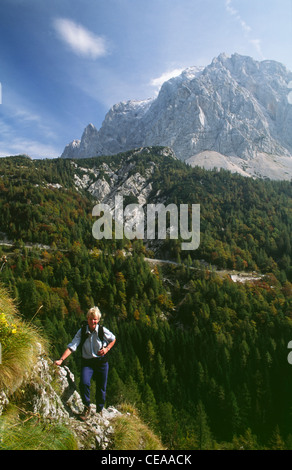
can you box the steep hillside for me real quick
[0,149,291,277]
[0,284,164,450]
[0,150,291,449]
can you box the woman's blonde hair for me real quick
[87,306,101,320]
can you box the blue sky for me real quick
[0,0,291,159]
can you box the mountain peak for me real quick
[212,51,229,64]
[61,53,292,180]
[82,123,98,139]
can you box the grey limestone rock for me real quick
[61,53,292,180]
[1,350,121,450]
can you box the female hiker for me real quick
[55,306,116,420]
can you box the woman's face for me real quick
[88,315,99,331]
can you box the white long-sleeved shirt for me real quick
[67,324,116,359]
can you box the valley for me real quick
[0,149,291,449]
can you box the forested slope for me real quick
[0,151,291,449]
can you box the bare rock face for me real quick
[71,147,163,206]
[0,391,9,415]
[61,53,292,180]
[1,350,121,450]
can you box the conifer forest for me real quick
[0,151,291,450]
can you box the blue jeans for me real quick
[80,357,109,412]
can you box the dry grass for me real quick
[0,284,48,394]
[0,284,78,450]
[111,404,165,451]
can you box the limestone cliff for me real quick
[0,348,122,450]
[61,53,292,180]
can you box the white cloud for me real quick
[150,68,184,94]
[225,0,237,17]
[0,97,61,158]
[53,18,108,59]
[9,106,58,141]
[225,0,251,33]
[225,0,264,59]
[0,115,60,158]
[249,39,264,60]
[240,20,251,35]
[0,138,61,159]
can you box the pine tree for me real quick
[157,402,177,448]
[107,368,125,405]
[229,392,242,438]
[193,401,213,450]
[232,428,259,450]
[141,384,158,431]
[269,425,285,450]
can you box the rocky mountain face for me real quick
[61,53,292,180]
[72,147,175,246]
[72,147,176,205]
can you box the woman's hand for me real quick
[98,347,108,356]
[54,348,72,366]
[97,339,115,356]
[54,359,64,366]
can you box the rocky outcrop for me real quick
[0,350,121,450]
[61,53,292,180]
[72,147,174,206]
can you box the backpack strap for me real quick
[80,321,88,350]
[79,321,105,350]
[98,324,104,343]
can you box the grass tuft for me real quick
[0,405,78,450]
[0,284,47,394]
[111,404,165,450]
